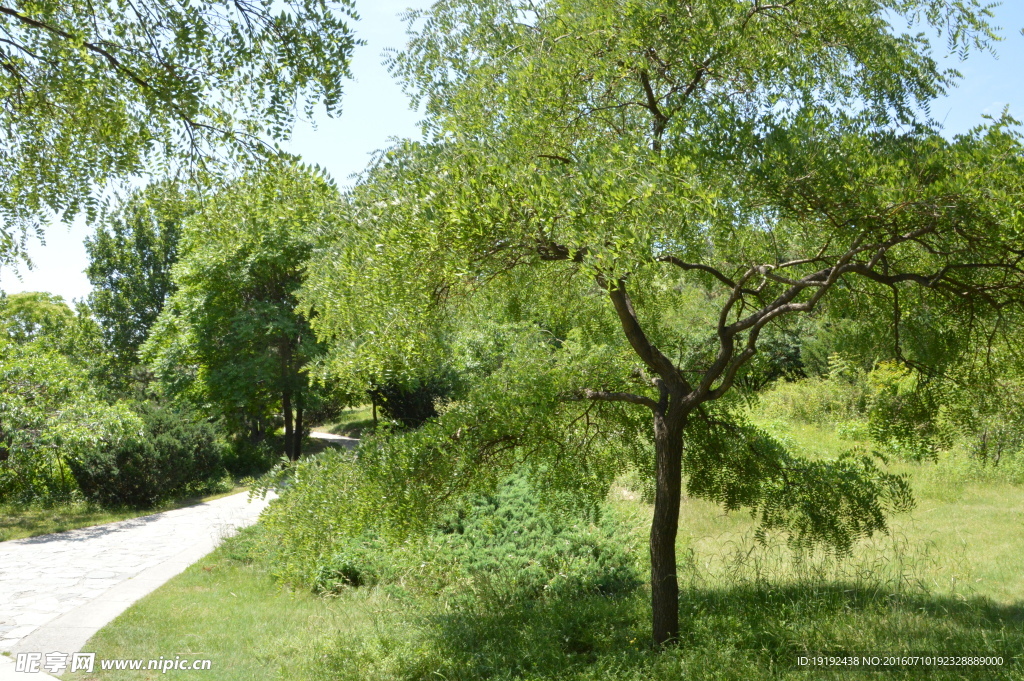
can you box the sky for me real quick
[1,1,1023,304]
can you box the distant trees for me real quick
[0,291,104,370]
[0,286,234,505]
[85,181,194,390]
[0,0,363,502]
[145,165,341,461]
[0,291,73,343]
[0,339,140,503]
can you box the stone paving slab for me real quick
[0,654,59,681]
[0,491,274,657]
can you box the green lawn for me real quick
[76,421,1024,680]
[69,552,379,681]
[0,487,248,542]
[314,404,375,438]
[694,420,1024,607]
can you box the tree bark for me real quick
[283,389,295,462]
[293,392,304,461]
[650,398,686,646]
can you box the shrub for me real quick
[0,341,141,504]
[70,402,228,508]
[754,376,867,426]
[866,362,947,461]
[310,476,642,599]
[257,448,642,602]
[434,475,642,600]
[369,374,454,428]
[223,439,279,478]
[315,537,396,591]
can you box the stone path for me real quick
[309,431,360,448]
[0,491,273,661]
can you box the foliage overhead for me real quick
[0,0,358,266]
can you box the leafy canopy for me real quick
[0,0,358,265]
[301,0,1023,555]
[0,291,105,370]
[0,291,74,344]
[85,181,195,388]
[144,163,341,442]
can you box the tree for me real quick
[85,181,194,389]
[0,291,104,370]
[0,338,140,503]
[0,291,73,343]
[0,0,358,266]
[302,0,1024,645]
[144,164,339,461]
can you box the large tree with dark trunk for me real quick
[302,0,1024,645]
[144,165,339,461]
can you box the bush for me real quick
[315,537,396,591]
[257,448,642,603]
[866,362,951,462]
[434,475,642,600]
[754,376,867,427]
[0,341,141,504]
[369,374,454,428]
[223,439,279,478]
[70,403,228,508]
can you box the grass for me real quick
[76,418,1024,680]
[0,486,248,543]
[315,404,375,438]
[739,419,1024,604]
[67,543,380,681]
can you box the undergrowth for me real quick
[222,442,1024,681]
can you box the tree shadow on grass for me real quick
[674,583,1024,679]
[350,582,1024,681]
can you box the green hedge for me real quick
[70,403,227,508]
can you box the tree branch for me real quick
[656,254,752,291]
[0,6,155,93]
[536,153,574,164]
[537,239,587,262]
[605,277,690,393]
[581,389,658,410]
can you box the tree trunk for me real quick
[650,400,686,646]
[293,393,304,461]
[249,417,261,444]
[283,390,295,462]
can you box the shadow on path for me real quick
[9,513,168,545]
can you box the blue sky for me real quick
[1,0,1022,304]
